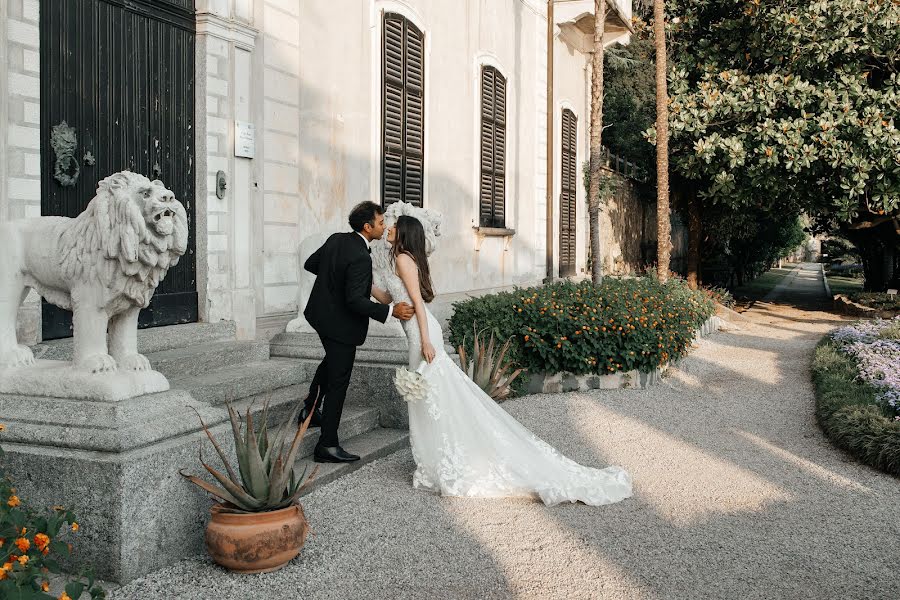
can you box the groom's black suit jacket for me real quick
[304,232,390,347]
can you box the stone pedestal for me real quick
[0,386,298,583]
[0,360,169,402]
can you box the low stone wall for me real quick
[832,294,900,319]
[525,316,724,394]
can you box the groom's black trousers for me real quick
[306,334,357,448]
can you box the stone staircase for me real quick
[32,321,410,494]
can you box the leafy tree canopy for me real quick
[654,0,900,224]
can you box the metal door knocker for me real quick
[50,121,80,187]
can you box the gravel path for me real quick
[113,264,899,600]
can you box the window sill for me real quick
[473,226,516,251]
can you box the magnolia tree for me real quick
[653,0,900,288]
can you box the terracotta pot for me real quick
[205,503,309,574]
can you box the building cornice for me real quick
[196,12,258,51]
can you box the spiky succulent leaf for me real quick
[199,454,265,511]
[244,409,271,501]
[192,407,240,486]
[179,471,248,508]
[228,405,252,488]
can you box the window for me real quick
[559,108,577,277]
[479,66,507,228]
[382,13,424,207]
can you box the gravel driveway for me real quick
[113,267,899,599]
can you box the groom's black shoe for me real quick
[313,445,360,463]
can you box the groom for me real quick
[299,201,415,463]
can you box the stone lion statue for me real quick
[0,171,188,373]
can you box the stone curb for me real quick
[525,316,725,394]
[832,294,899,319]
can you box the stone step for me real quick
[148,340,270,379]
[271,332,458,365]
[172,357,310,406]
[31,321,237,362]
[297,427,410,495]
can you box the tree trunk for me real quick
[686,185,701,289]
[654,0,671,282]
[588,0,607,283]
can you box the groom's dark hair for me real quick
[348,201,384,232]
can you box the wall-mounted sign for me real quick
[235,121,255,158]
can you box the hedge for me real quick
[448,277,715,378]
[812,338,900,475]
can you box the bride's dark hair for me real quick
[392,215,435,303]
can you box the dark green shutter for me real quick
[382,13,424,207]
[559,109,577,277]
[479,66,507,228]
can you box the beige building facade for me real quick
[1,0,632,343]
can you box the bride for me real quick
[371,214,632,506]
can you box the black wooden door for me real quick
[559,109,577,278]
[40,0,197,340]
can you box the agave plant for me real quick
[458,325,523,401]
[180,399,320,513]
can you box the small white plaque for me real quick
[235,121,255,158]
[888,289,898,297]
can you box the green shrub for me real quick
[811,340,900,475]
[449,278,715,378]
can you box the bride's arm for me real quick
[396,253,436,363]
[371,284,392,304]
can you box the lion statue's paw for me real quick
[117,353,152,372]
[78,353,118,374]
[0,345,35,368]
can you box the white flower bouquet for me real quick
[394,361,430,404]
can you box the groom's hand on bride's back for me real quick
[392,302,415,321]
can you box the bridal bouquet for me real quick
[394,362,430,404]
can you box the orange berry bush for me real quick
[449,277,715,381]
[0,431,105,599]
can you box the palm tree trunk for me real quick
[588,0,608,283]
[654,0,671,282]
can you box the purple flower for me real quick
[831,318,900,418]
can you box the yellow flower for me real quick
[42,581,50,592]
[15,537,30,553]
[34,533,50,551]
[17,555,28,566]
[7,495,20,508]
[60,594,72,600]
[0,562,11,572]
[71,522,79,532]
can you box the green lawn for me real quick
[731,266,794,299]
[827,274,865,297]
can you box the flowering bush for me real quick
[829,317,900,418]
[0,427,105,600]
[449,278,715,378]
[814,319,900,475]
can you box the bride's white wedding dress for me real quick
[385,272,632,506]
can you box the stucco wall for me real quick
[4,0,635,342]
